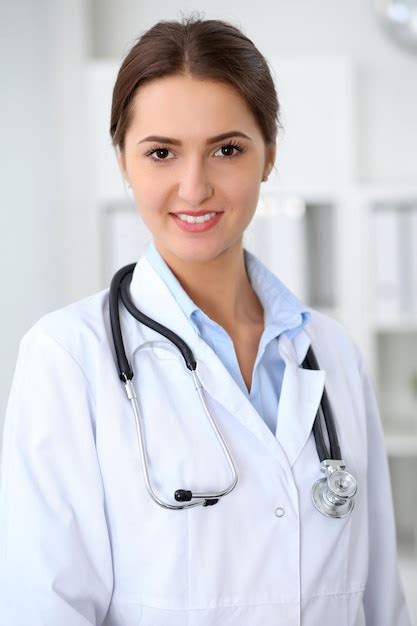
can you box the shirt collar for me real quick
[143,239,311,338]
[243,247,311,339]
[144,239,199,321]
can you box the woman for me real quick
[0,14,411,626]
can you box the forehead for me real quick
[128,74,258,137]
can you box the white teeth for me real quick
[176,212,217,224]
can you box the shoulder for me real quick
[304,309,376,443]
[303,307,364,374]
[20,287,112,368]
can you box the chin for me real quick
[171,239,225,264]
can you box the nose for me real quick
[177,162,213,206]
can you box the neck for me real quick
[154,239,264,333]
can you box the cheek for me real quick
[230,181,261,222]
[134,185,169,224]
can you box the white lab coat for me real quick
[0,253,411,626]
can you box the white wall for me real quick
[0,0,92,433]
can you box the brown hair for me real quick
[109,11,281,161]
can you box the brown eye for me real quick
[214,142,245,159]
[144,145,174,163]
[153,148,170,160]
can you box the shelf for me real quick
[353,184,417,198]
[385,433,417,457]
[373,319,417,333]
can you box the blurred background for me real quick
[1,0,417,619]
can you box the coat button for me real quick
[275,507,285,517]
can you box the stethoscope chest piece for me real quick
[311,459,357,519]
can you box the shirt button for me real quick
[275,506,285,518]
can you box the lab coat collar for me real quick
[123,254,325,470]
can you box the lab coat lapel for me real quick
[195,305,326,471]
[124,254,324,470]
[275,332,326,467]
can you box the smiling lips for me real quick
[170,211,224,232]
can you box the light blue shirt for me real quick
[144,239,311,435]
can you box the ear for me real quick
[116,146,129,184]
[263,142,276,179]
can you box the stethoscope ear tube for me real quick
[119,269,197,372]
[109,263,137,382]
[110,263,198,380]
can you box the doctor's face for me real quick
[118,74,275,263]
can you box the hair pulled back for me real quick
[109,12,281,155]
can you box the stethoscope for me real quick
[110,263,357,518]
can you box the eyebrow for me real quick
[137,130,252,146]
